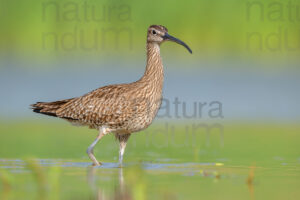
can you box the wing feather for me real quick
[56,84,136,127]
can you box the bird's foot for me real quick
[92,161,102,166]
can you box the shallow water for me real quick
[0,122,299,199]
[1,158,299,200]
[0,159,225,170]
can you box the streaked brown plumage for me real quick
[31,25,192,166]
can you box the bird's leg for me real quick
[119,142,127,166]
[118,134,131,167]
[87,127,108,166]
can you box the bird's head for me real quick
[147,25,192,54]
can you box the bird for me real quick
[31,25,192,166]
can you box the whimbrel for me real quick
[31,25,192,166]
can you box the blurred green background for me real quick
[1,0,300,64]
[0,0,300,200]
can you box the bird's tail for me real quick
[31,98,74,117]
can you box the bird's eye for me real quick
[152,30,157,35]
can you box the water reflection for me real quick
[0,159,263,200]
[87,166,132,200]
[85,162,227,200]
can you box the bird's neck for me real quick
[141,42,164,83]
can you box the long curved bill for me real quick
[163,33,192,54]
